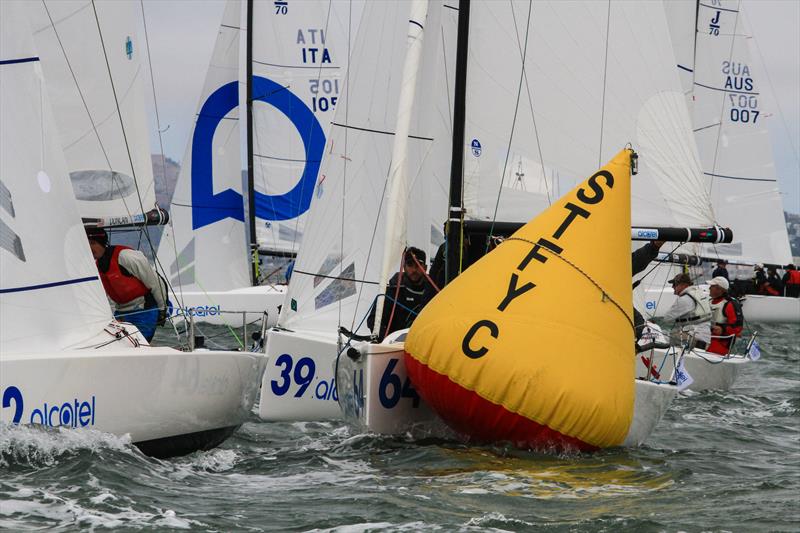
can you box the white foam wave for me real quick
[0,424,133,467]
[466,511,533,528]
[188,448,240,472]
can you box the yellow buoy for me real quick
[405,149,635,451]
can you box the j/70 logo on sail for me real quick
[191,77,326,230]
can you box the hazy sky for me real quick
[138,0,799,213]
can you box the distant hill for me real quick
[109,154,180,260]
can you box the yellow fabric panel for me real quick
[406,149,635,448]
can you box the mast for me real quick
[445,0,470,284]
[371,0,431,337]
[246,0,258,285]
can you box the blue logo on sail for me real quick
[471,139,482,157]
[190,77,326,230]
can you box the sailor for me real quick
[86,227,167,342]
[707,276,743,355]
[782,264,800,298]
[663,272,712,349]
[711,259,729,280]
[753,264,769,293]
[765,266,784,296]
[368,246,433,340]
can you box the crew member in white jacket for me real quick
[664,272,712,349]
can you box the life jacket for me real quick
[97,245,149,305]
[674,285,712,325]
[710,295,743,329]
[787,270,800,285]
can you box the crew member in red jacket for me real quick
[707,276,744,355]
[86,227,166,342]
[782,264,800,298]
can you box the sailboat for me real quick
[1,0,265,459]
[155,0,361,327]
[255,0,763,447]
[641,0,798,324]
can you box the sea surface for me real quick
[1,321,798,532]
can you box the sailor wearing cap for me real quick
[711,259,729,281]
[85,227,167,342]
[708,276,744,355]
[663,272,712,348]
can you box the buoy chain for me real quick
[502,237,634,330]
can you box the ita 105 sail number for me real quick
[309,78,339,113]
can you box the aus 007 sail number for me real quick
[269,354,337,401]
[1,385,97,428]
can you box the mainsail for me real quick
[155,0,250,293]
[664,0,792,265]
[249,0,363,255]
[26,0,157,223]
[461,1,714,230]
[277,1,450,334]
[279,0,719,337]
[1,0,112,354]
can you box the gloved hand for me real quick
[157,307,167,327]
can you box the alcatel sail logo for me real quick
[191,77,326,230]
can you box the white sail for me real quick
[155,0,250,293]
[26,0,156,222]
[462,0,714,229]
[278,1,449,334]
[1,0,112,354]
[249,0,364,255]
[686,1,792,264]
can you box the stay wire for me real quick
[93,1,192,344]
[598,0,612,169]
[138,0,186,317]
[510,0,551,206]
[486,0,533,255]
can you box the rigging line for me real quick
[504,236,634,330]
[41,1,113,172]
[139,0,184,310]
[91,1,169,316]
[486,0,534,254]
[707,0,742,201]
[41,1,145,241]
[342,0,353,332]
[513,1,550,206]
[441,27,453,134]
[598,0,612,169]
[293,270,379,285]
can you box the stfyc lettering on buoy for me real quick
[461,170,614,360]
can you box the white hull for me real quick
[337,342,676,448]
[643,285,798,324]
[168,285,286,327]
[257,328,341,421]
[1,327,266,458]
[636,347,750,392]
[740,294,800,324]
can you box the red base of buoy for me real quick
[404,352,598,453]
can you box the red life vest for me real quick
[787,270,800,285]
[97,245,149,305]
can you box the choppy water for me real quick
[2,322,798,532]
